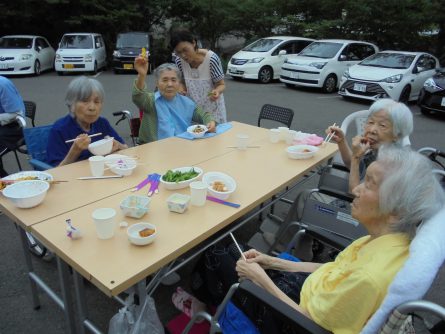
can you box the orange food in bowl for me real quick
[212,181,228,192]
[139,228,155,237]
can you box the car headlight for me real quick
[423,78,442,91]
[309,62,327,69]
[342,68,350,79]
[55,54,61,61]
[247,57,264,63]
[85,54,93,62]
[20,54,33,61]
[113,50,121,57]
[382,74,402,83]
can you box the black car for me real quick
[112,32,151,74]
[418,68,445,115]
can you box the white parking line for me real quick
[317,95,342,99]
[93,72,102,78]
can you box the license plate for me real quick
[123,63,133,69]
[63,64,74,69]
[0,64,8,69]
[441,97,445,107]
[353,83,367,92]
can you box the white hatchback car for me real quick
[338,51,439,103]
[227,36,315,83]
[0,35,55,76]
[55,33,107,75]
[280,39,378,93]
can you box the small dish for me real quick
[88,137,113,156]
[2,171,53,182]
[110,159,137,176]
[120,195,150,218]
[166,193,191,213]
[202,171,237,200]
[286,145,319,160]
[127,222,157,246]
[187,124,208,138]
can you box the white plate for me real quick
[104,154,129,167]
[187,125,208,138]
[2,171,53,182]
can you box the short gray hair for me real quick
[154,63,182,82]
[65,76,105,113]
[377,146,445,239]
[368,99,413,145]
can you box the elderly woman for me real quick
[132,56,216,144]
[326,99,413,191]
[211,147,444,333]
[46,76,127,166]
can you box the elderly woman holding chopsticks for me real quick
[325,98,413,191]
[46,76,127,166]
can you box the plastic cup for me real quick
[286,130,297,145]
[236,134,249,150]
[89,156,105,177]
[269,128,280,143]
[92,208,116,239]
[189,181,208,206]
[278,127,289,141]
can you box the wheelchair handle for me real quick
[113,110,132,126]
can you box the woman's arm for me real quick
[58,134,90,166]
[348,136,370,191]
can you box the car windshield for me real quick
[359,53,415,69]
[60,35,93,49]
[0,37,33,49]
[242,39,282,52]
[299,42,342,59]
[116,33,149,48]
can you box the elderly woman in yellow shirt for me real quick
[234,146,445,333]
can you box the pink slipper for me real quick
[172,287,206,319]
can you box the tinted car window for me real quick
[116,33,149,48]
[60,35,93,49]
[242,39,283,52]
[360,53,415,69]
[299,42,343,59]
[416,55,436,72]
[0,37,33,49]
[342,44,376,61]
[36,38,49,50]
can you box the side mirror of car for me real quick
[96,42,100,48]
[339,54,347,61]
[278,50,287,56]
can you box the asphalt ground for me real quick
[1,70,444,333]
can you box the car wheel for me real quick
[399,86,411,103]
[93,61,98,74]
[57,71,64,76]
[420,107,431,116]
[33,60,41,76]
[231,76,241,81]
[322,74,337,93]
[258,66,273,84]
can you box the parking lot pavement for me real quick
[1,71,444,333]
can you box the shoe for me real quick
[161,271,181,286]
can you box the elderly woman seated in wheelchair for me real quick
[326,98,413,191]
[221,147,445,333]
[46,76,128,166]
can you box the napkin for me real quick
[292,132,324,146]
[176,123,233,140]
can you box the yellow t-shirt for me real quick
[299,233,409,334]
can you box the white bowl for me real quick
[160,167,203,190]
[187,124,208,138]
[2,171,53,182]
[202,171,237,200]
[2,180,50,208]
[88,137,113,156]
[109,159,137,176]
[127,222,157,246]
[286,145,319,160]
[166,193,191,213]
[120,195,151,218]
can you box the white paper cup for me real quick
[189,181,208,206]
[236,134,249,150]
[286,130,297,145]
[269,128,280,143]
[89,156,105,177]
[92,208,116,239]
[278,127,289,141]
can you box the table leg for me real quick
[57,257,77,334]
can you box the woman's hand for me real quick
[236,259,269,286]
[134,55,148,76]
[325,125,345,144]
[206,121,216,133]
[351,135,370,159]
[243,249,274,269]
[72,133,91,151]
[208,89,220,101]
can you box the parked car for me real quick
[112,32,151,74]
[55,33,107,75]
[280,39,378,93]
[227,36,315,83]
[0,35,55,76]
[418,68,445,115]
[338,51,439,103]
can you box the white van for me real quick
[280,39,378,92]
[55,33,107,75]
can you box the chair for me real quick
[22,125,53,170]
[23,100,36,127]
[257,104,294,129]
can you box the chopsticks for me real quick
[1,179,68,184]
[226,145,261,148]
[230,232,247,261]
[77,175,123,180]
[206,195,240,208]
[65,133,103,143]
[324,123,337,143]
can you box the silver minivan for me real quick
[55,33,107,75]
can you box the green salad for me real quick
[162,168,199,183]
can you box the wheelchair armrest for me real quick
[237,280,331,334]
[29,159,53,171]
[318,165,354,202]
[330,162,350,172]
